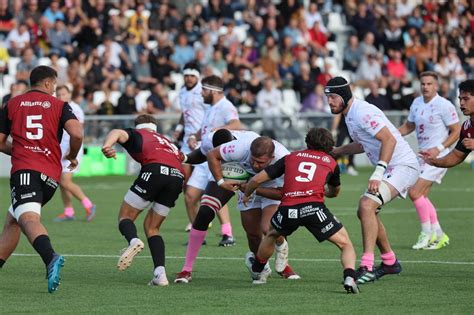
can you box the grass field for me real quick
[0,166,473,314]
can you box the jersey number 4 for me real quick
[295,162,317,183]
[26,115,43,140]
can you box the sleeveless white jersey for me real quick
[345,99,418,168]
[219,137,290,175]
[60,101,84,155]
[179,82,209,143]
[200,97,239,139]
[200,130,260,155]
[408,94,459,154]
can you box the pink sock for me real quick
[413,196,430,225]
[81,197,93,210]
[424,197,439,224]
[360,253,374,271]
[380,251,397,266]
[221,223,233,237]
[183,228,207,272]
[64,207,74,217]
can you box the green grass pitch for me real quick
[0,166,473,313]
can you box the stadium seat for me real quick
[109,91,121,106]
[93,91,106,106]
[327,12,350,33]
[281,89,301,116]
[7,57,20,77]
[2,74,15,92]
[233,25,248,43]
[147,40,158,50]
[324,57,340,76]
[135,90,151,112]
[38,57,51,66]
[58,57,69,67]
[170,72,184,90]
[326,41,340,60]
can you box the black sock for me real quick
[148,235,165,268]
[192,206,215,231]
[343,268,356,279]
[252,256,267,273]
[119,219,138,243]
[0,259,5,268]
[32,235,55,266]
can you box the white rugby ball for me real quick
[221,162,250,182]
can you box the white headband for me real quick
[202,84,223,92]
[136,123,157,131]
[183,68,200,78]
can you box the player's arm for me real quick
[325,164,341,198]
[368,126,396,193]
[207,146,240,191]
[102,129,129,159]
[332,142,364,158]
[244,157,285,202]
[0,103,12,155]
[442,122,461,148]
[398,120,416,136]
[213,119,242,132]
[254,187,282,200]
[172,114,184,141]
[421,148,468,168]
[62,104,83,170]
[185,147,207,164]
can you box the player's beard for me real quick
[203,93,213,104]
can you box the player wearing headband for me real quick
[326,77,419,284]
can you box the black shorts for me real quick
[130,164,184,208]
[271,202,343,242]
[10,170,58,210]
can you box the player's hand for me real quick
[242,194,252,207]
[424,147,440,158]
[187,135,198,150]
[330,146,341,159]
[102,146,117,159]
[219,180,241,192]
[419,150,436,165]
[238,182,248,193]
[462,138,474,150]
[65,155,78,171]
[368,179,381,194]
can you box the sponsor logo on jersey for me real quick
[322,156,331,163]
[24,145,52,156]
[277,212,283,224]
[134,185,146,194]
[19,101,51,108]
[20,192,36,199]
[288,209,298,219]
[321,222,334,233]
[160,166,169,175]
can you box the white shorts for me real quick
[187,162,209,191]
[383,164,419,199]
[236,178,282,211]
[61,149,83,173]
[418,157,447,184]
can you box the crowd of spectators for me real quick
[0,0,473,118]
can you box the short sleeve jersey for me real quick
[121,128,184,173]
[219,138,290,175]
[345,99,418,168]
[60,101,84,155]
[179,82,209,143]
[455,119,474,153]
[0,90,77,181]
[200,130,260,156]
[200,97,239,139]
[265,149,340,206]
[408,95,459,153]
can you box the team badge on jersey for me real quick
[289,209,298,219]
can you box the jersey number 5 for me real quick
[295,162,317,183]
[26,115,43,140]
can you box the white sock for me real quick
[431,223,443,238]
[421,222,431,234]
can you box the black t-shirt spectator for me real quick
[116,94,136,115]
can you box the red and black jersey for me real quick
[0,90,77,181]
[265,149,340,206]
[455,119,473,153]
[121,128,184,173]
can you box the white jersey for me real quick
[345,99,418,168]
[408,94,459,154]
[61,101,84,155]
[200,97,239,139]
[219,137,290,175]
[179,82,209,144]
[200,130,260,156]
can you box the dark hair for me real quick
[29,66,57,87]
[183,61,200,73]
[419,71,438,81]
[212,129,234,147]
[201,75,224,91]
[459,80,474,96]
[134,114,157,126]
[250,136,275,157]
[305,128,335,153]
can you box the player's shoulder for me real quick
[273,140,290,157]
[435,95,455,109]
[350,99,377,118]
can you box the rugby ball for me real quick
[221,162,250,182]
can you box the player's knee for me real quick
[184,190,199,206]
[408,188,422,201]
[192,206,215,231]
[357,199,376,218]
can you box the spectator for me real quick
[76,17,103,52]
[300,83,330,114]
[150,52,176,89]
[24,0,42,22]
[193,32,214,65]
[87,0,109,31]
[96,90,115,115]
[293,62,316,107]
[343,35,364,72]
[386,79,412,111]
[308,21,329,57]
[116,84,138,115]
[133,50,157,90]
[43,0,65,26]
[146,83,170,114]
[351,3,378,41]
[49,52,68,85]
[2,81,28,105]
[365,81,391,111]
[16,47,38,81]
[383,19,404,52]
[0,0,14,37]
[355,54,382,87]
[48,20,73,57]
[208,49,227,78]
[5,23,30,57]
[386,50,408,82]
[171,33,195,69]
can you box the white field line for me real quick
[10,253,474,265]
